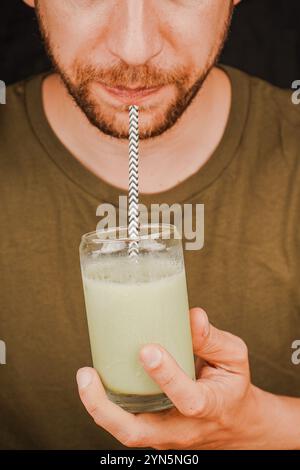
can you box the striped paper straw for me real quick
[128,105,140,258]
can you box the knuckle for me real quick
[160,371,177,388]
[89,405,101,424]
[119,433,135,448]
[121,431,146,448]
[233,337,248,363]
[225,332,249,364]
[181,399,203,418]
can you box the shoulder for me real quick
[0,73,45,132]
[225,65,300,168]
[248,70,300,129]
[0,78,28,122]
[0,75,43,167]
[225,64,300,125]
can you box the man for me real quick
[0,0,300,450]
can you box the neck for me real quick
[42,66,231,194]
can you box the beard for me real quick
[36,4,233,140]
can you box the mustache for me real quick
[73,62,191,89]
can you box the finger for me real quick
[76,367,155,447]
[190,308,249,375]
[139,344,212,417]
[195,356,206,378]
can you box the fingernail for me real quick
[140,346,162,369]
[76,368,92,389]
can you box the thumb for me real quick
[190,308,249,375]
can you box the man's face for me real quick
[34,0,234,139]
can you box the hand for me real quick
[75,308,284,449]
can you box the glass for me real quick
[79,224,196,413]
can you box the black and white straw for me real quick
[128,105,140,258]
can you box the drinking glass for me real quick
[79,224,195,413]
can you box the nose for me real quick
[106,0,163,65]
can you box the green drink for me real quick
[80,224,195,412]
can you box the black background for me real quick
[0,0,300,88]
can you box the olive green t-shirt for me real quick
[0,65,300,450]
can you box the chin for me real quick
[109,112,167,137]
[80,97,174,139]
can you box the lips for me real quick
[98,82,163,104]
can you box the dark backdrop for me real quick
[1,0,300,88]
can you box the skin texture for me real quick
[23,0,235,193]
[28,0,234,139]
[76,309,300,450]
[22,0,300,449]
